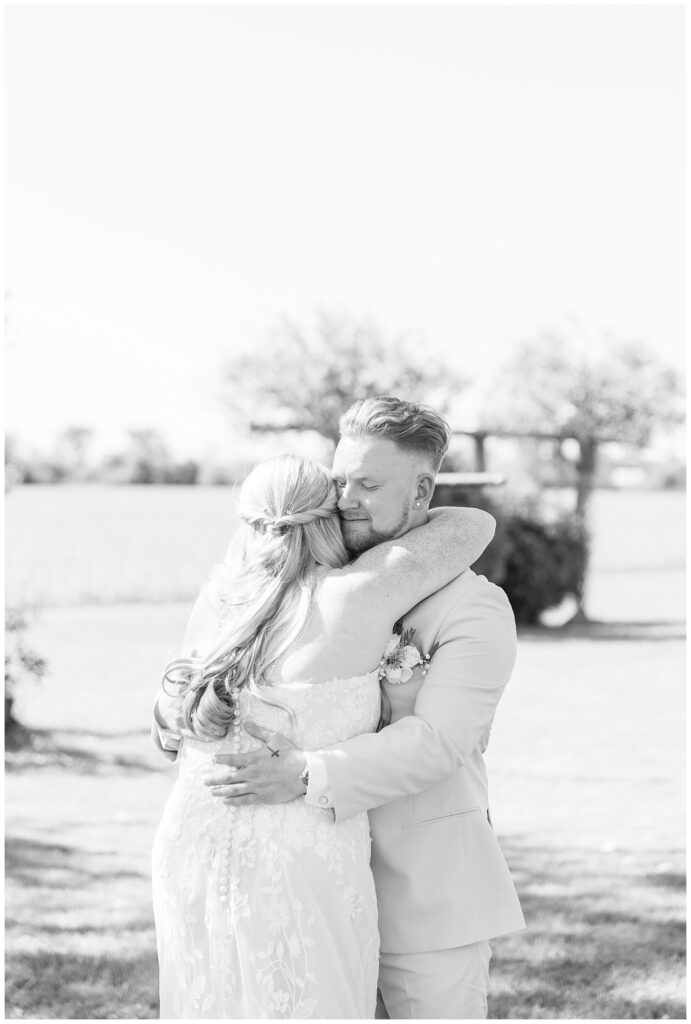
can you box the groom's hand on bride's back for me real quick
[205,722,307,805]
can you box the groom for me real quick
[153,396,525,1019]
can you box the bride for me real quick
[151,453,494,1019]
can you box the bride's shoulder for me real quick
[309,564,390,633]
[313,561,369,598]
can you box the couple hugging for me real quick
[151,395,525,1020]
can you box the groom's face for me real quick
[332,434,426,556]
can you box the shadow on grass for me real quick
[5,836,147,890]
[5,835,158,1019]
[519,620,685,642]
[5,916,154,935]
[643,871,686,891]
[5,948,160,1020]
[488,839,686,1019]
[5,727,160,775]
[34,725,152,739]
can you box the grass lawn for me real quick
[5,604,686,1019]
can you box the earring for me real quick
[415,500,421,508]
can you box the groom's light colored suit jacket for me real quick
[304,569,525,955]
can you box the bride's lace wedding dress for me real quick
[152,671,381,1019]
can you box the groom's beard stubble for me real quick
[340,502,413,557]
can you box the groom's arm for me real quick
[210,586,517,822]
[305,588,517,822]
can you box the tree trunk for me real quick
[568,438,598,622]
[575,437,598,521]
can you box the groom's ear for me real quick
[415,472,435,507]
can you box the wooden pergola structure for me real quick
[448,428,615,472]
[248,420,617,494]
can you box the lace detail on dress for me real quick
[152,672,381,1019]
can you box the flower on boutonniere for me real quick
[378,623,430,685]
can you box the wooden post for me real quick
[473,433,487,472]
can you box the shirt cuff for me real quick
[153,695,182,752]
[151,721,179,762]
[303,751,335,820]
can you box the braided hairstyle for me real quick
[164,454,349,741]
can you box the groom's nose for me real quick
[337,484,359,511]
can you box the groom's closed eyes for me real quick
[333,476,380,492]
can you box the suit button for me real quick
[319,796,329,806]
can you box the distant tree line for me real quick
[6,428,202,488]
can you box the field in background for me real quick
[5,485,686,620]
[6,484,242,607]
[5,604,686,1019]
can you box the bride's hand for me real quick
[205,722,307,805]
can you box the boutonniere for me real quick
[378,622,432,685]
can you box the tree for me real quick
[5,435,25,491]
[127,429,173,484]
[223,312,468,446]
[5,453,48,743]
[5,607,47,744]
[482,331,684,618]
[56,425,95,480]
[483,332,684,519]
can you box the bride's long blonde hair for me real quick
[164,454,349,740]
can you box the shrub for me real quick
[162,460,199,485]
[431,484,589,624]
[5,607,47,742]
[499,513,589,624]
[129,458,200,485]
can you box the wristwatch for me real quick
[299,765,309,793]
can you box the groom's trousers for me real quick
[375,941,492,1020]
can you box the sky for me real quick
[5,4,686,458]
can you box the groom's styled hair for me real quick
[338,396,451,472]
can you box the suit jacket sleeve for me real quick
[304,585,517,823]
